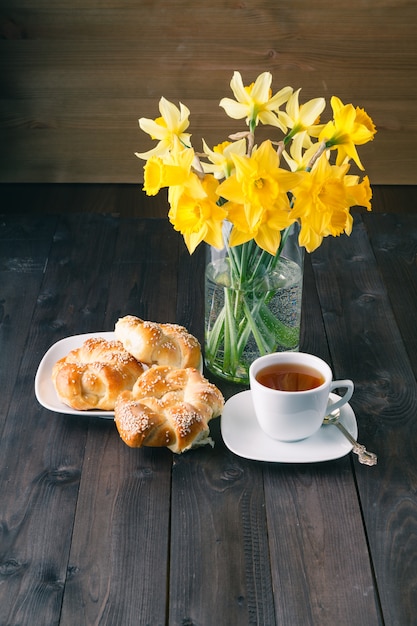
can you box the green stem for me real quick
[223,287,239,370]
[240,298,271,355]
[206,304,226,356]
[226,242,242,283]
[205,224,301,381]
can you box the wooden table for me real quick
[1,190,417,625]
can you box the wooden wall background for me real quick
[1,0,416,185]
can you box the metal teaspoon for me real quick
[323,409,377,466]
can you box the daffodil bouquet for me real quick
[136,71,376,382]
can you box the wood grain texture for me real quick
[2,183,417,219]
[1,0,416,183]
[0,214,120,625]
[311,214,417,626]
[60,218,180,625]
[363,213,417,377]
[60,427,172,626]
[267,247,380,625]
[0,214,57,428]
[169,448,276,626]
[265,463,381,625]
[1,204,417,624]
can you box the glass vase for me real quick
[204,222,304,384]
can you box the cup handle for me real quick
[328,380,354,413]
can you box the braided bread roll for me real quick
[52,337,146,410]
[114,366,224,453]
[114,315,201,369]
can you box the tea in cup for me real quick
[249,352,354,442]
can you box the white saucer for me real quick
[221,390,358,463]
[35,331,204,418]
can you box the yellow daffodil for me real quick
[345,174,372,211]
[135,97,191,160]
[164,142,209,215]
[201,138,247,179]
[142,157,188,196]
[136,72,375,260]
[282,132,326,172]
[217,140,302,215]
[136,72,376,383]
[278,89,326,143]
[219,71,292,133]
[319,96,376,170]
[227,195,295,255]
[167,170,207,219]
[143,138,196,197]
[217,140,303,254]
[168,174,227,254]
[290,154,371,252]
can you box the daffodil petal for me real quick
[255,227,282,256]
[287,89,301,120]
[250,72,273,102]
[135,144,168,160]
[138,118,168,141]
[257,110,287,130]
[300,97,326,126]
[267,86,293,110]
[229,71,251,104]
[229,227,254,247]
[219,98,249,120]
[159,97,190,132]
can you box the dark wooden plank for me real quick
[175,237,205,342]
[1,203,416,625]
[0,214,57,431]
[300,253,330,359]
[59,429,173,626]
[0,267,42,430]
[0,183,169,218]
[0,214,120,625]
[1,1,417,184]
[0,403,90,625]
[311,214,417,625]
[2,184,417,219]
[263,250,380,625]
[363,213,417,377]
[30,213,120,342]
[265,462,381,625]
[168,237,276,625]
[106,218,181,322]
[169,238,379,625]
[59,218,178,625]
[169,446,275,626]
[0,210,58,238]
[0,114,414,185]
[369,186,417,214]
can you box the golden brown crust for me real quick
[114,315,201,369]
[52,337,145,410]
[114,366,224,453]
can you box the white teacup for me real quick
[249,352,354,442]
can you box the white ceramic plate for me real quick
[35,332,117,417]
[35,331,204,418]
[221,390,358,463]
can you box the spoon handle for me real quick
[335,422,378,466]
